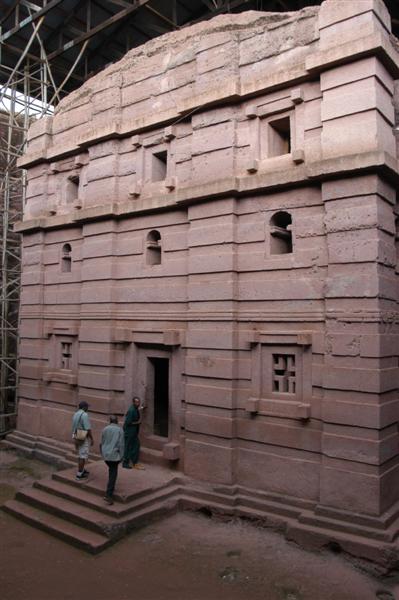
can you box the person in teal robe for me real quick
[122,396,145,469]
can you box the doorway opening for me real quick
[150,357,169,437]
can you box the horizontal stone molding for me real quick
[44,324,79,337]
[112,328,185,346]
[245,397,311,420]
[42,369,78,386]
[248,331,312,346]
[15,151,399,234]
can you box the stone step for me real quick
[238,494,302,519]
[15,487,116,536]
[3,500,110,554]
[140,447,171,468]
[34,478,182,518]
[298,511,393,543]
[37,436,75,452]
[236,485,314,512]
[0,440,34,457]
[315,502,399,531]
[33,448,75,469]
[11,430,37,442]
[185,486,302,519]
[4,492,179,553]
[285,520,391,567]
[185,486,237,508]
[52,470,183,503]
[180,495,236,516]
[179,490,300,530]
[5,433,36,449]
[36,440,72,458]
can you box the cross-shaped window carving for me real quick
[272,354,296,394]
[61,342,72,370]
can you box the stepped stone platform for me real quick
[0,430,99,469]
[2,431,399,569]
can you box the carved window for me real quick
[152,151,167,182]
[270,211,293,255]
[43,330,79,386]
[60,342,73,370]
[61,243,72,272]
[146,230,162,266]
[65,174,79,203]
[272,353,296,394]
[247,332,312,420]
[268,115,291,157]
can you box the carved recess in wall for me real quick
[247,330,312,420]
[245,87,305,173]
[42,323,80,386]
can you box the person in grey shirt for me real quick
[100,415,124,505]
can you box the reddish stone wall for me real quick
[16,0,399,525]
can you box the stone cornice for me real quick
[15,151,399,233]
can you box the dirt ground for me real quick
[1,449,398,600]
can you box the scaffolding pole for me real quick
[0,5,89,435]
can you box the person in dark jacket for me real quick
[100,415,124,505]
[122,397,145,470]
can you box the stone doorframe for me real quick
[117,328,184,461]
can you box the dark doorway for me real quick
[150,357,169,437]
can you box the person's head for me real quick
[78,401,89,412]
[109,415,118,424]
[132,396,141,408]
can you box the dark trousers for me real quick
[105,460,120,498]
[123,428,140,466]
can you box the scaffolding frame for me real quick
[0,5,86,435]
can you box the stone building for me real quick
[13,0,399,559]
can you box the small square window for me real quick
[152,151,167,182]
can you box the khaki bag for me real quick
[73,410,88,442]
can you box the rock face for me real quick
[14,0,399,564]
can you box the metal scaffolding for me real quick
[0,14,56,435]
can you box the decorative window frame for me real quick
[245,87,305,174]
[246,331,312,420]
[128,125,177,198]
[43,324,79,386]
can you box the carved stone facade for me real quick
[15,0,399,560]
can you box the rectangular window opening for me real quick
[268,116,291,157]
[66,176,79,203]
[152,151,168,182]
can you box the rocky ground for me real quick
[0,448,398,600]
